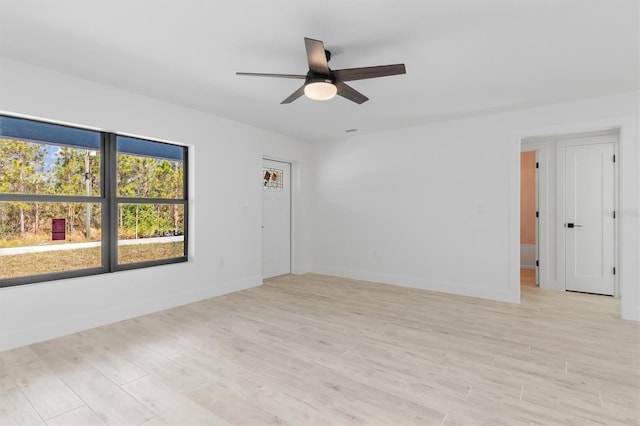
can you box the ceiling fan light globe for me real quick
[304,80,337,101]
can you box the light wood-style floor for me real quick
[520,268,537,288]
[1,273,638,426]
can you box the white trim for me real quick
[312,266,520,304]
[509,127,521,302]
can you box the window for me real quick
[0,115,188,287]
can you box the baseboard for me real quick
[539,279,563,292]
[292,264,313,275]
[311,266,520,304]
[0,275,262,352]
[621,305,640,322]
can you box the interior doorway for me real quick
[520,129,618,296]
[262,158,291,279]
[520,150,538,287]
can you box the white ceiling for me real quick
[0,0,638,142]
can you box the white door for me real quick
[262,159,291,279]
[564,142,615,295]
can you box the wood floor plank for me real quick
[187,385,287,426]
[45,405,106,426]
[1,273,638,425]
[0,382,45,426]
[121,375,228,425]
[4,346,85,422]
[29,340,155,425]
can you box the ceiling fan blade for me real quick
[236,72,306,79]
[333,64,406,82]
[336,82,369,104]
[281,85,306,104]
[304,37,329,74]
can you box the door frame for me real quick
[556,134,619,296]
[535,151,540,286]
[262,157,293,277]
[521,130,619,296]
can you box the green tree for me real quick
[0,139,48,236]
[151,159,183,234]
[117,154,158,237]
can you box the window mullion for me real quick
[105,132,118,272]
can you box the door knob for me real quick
[566,223,582,228]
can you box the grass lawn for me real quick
[0,242,184,279]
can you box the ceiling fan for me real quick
[236,37,406,104]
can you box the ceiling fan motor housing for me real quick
[306,71,335,85]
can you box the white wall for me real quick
[520,245,536,269]
[0,57,313,351]
[311,92,640,320]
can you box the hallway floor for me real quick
[520,268,537,288]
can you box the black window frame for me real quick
[0,115,189,288]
